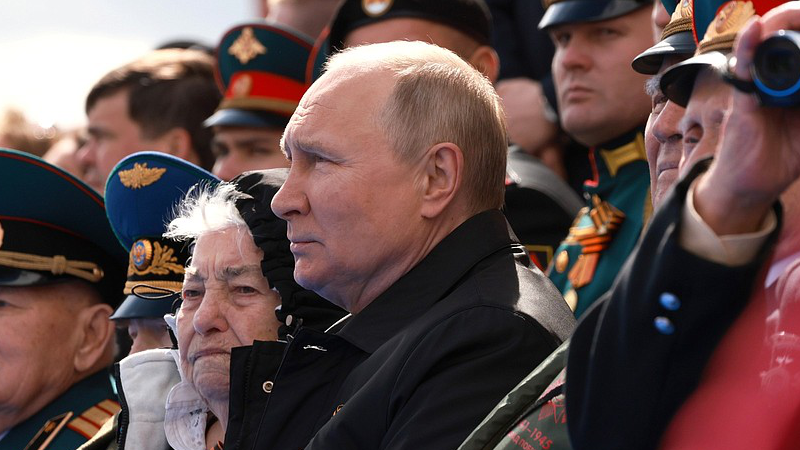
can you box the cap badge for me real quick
[362,0,394,17]
[699,0,755,52]
[229,27,267,65]
[679,0,692,18]
[119,163,166,189]
[714,1,755,35]
[232,74,253,98]
[131,239,154,271]
[128,240,184,276]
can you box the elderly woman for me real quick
[85,169,344,450]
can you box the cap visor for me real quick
[632,31,697,75]
[204,108,289,129]
[110,294,177,320]
[539,0,647,30]
[661,51,729,107]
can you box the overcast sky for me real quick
[1,0,261,128]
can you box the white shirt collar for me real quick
[765,250,800,289]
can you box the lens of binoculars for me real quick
[752,30,800,106]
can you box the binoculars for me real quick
[751,30,800,107]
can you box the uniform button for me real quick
[285,315,293,326]
[654,316,675,335]
[659,292,681,311]
[262,381,274,393]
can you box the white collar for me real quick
[765,250,800,289]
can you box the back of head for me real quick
[86,49,221,170]
[325,41,508,212]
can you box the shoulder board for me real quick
[67,399,121,440]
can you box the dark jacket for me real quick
[224,209,575,450]
[505,147,583,269]
[565,160,782,449]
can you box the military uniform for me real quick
[0,149,127,449]
[0,372,119,450]
[547,128,651,317]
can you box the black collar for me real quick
[335,209,518,353]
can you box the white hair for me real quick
[164,182,248,242]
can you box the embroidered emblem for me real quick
[229,27,267,64]
[699,1,755,52]
[680,0,692,17]
[118,163,166,189]
[23,412,73,450]
[232,74,253,98]
[662,0,694,38]
[130,239,153,270]
[362,0,394,17]
[555,250,569,274]
[67,399,120,440]
[714,1,754,34]
[127,241,184,276]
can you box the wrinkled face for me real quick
[211,127,288,181]
[177,226,281,403]
[645,57,688,208]
[271,69,425,312]
[0,283,91,430]
[344,18,479,58]
[79,90,169,191]
[120,317,172,355]
[679,68,731,174]
[550,7,654,146]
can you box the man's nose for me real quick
[557,39,592,72]
[271,167,309,220]
[653,101,684,145]
[193,291,229,336]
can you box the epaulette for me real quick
[67,399,121,440]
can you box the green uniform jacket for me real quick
[458,341,571,450]
[548,128,651,317]
[0,371,118,450]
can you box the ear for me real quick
[159,128,196,164]
[73,303,115,373]
[467,45,500,84]
[419,142,464,219]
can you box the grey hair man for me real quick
[224,40,574,450]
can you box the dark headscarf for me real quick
[232,169,346,339]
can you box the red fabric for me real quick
[224,71,308,103]
[660,238,800,450]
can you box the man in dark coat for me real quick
[223,40,575,450]
[329,0,583,270]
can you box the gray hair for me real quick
[645,74,663,98]
[165,182,248,242]
[322,40,508,212]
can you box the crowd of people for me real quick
[1,0,799,449]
